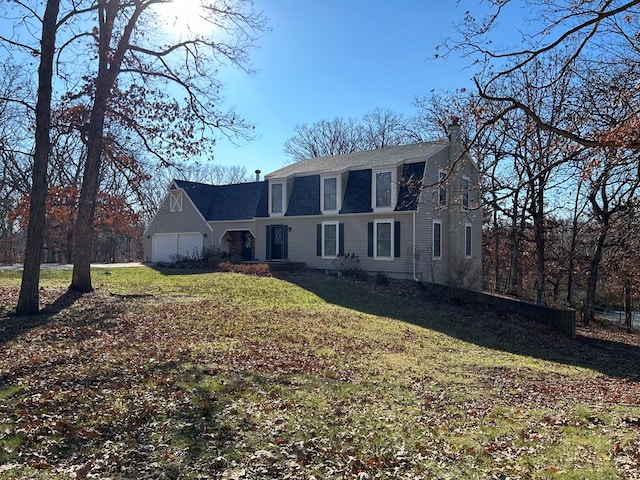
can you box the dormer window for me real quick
[372,169,396,211]
[321,175,340,213]
[169,190,182,212]
[270,182,285,215]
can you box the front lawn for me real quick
[1,267,639,479]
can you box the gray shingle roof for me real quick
[172,179,268,221]
[266,141,447,178]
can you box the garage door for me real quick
[152,233,203,262]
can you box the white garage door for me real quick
[152,233,203,262]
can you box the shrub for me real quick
[375,271,389,286]
[218,262,271,276]
[333,253,367,280]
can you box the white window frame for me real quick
[438,170,447,207]
[433,219,442,260]
[465,223,473,258]
[374,218,394,261]
[269,181,285,216]
[321,221,339,259]
[372,169,396,212]
[169,190,182,212]
[462,176,470,209]
[321,175,341,213]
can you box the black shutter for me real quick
[316,224,322,256]
[265,225,271,260]
[339,223,345,256]
[283,225,288,259]
[367,222,373,257]
[394,221,401,257]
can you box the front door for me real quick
[240,231,253,261]
[268,224,287,260]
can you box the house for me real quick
[143,122,482,289]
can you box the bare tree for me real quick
[284,117,364,162]
[13,0,61,315]
[284,108,417,163]
[445,0,640,150]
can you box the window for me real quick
[321,176,339,212]
[465,223,472,258]
[438,170,447,206]
[462,177,470,209]
[375,219,393,259]
[372,169,395,210]
[322,221,338,258]
[433,220,442,259]
[270,182,284,215]
[169,191,182,212]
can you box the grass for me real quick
[0,266,639,479]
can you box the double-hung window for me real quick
[375,219,393,260]
[270,182,284,215]
[322,221,339,258]
[169,191,182,212]
[462,177,470,209]
[433,220,442,260]
[373,169,395,211]
[321,176,339,213]
[438,170,447,206]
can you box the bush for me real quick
[218,262,271,276]
[375,271,389,286]
[333,253,367,280]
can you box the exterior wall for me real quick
[414,147,450,285]
[257,211,416,279]
[143,189,213,261]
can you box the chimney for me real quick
[255,169,261,182]
[448,118,462,166]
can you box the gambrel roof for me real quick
[266,141,447,179]
[171,179,268,221]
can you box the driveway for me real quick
[0,262,146,271]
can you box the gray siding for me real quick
[143,190,213,261]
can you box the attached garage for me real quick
[152,233,203,262]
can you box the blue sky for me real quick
[212,0,488,176]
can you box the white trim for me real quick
[321,220,339,259]
[169,190,182,212]
[320,175,341,214]
[269,181,286,217]
[372,168,397,212]
[462,176,470,209]
[438,169,447,207]
[464,223,473,258]
[374,218,394,261]
[432,219,442,260]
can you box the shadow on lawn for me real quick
[282,272,640,382]
[0,289,84,345]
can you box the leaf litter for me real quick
[0,270,639,479]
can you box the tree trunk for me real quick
[493,208,501,292]
[533,187,546,305]
[16,0,60,315]
[71,132,103,291]
[624,278,632,333]
[584,229,607,324]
